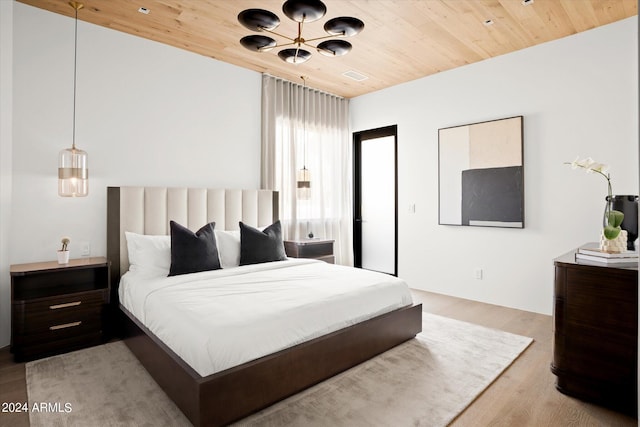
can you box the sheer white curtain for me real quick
[261,74,353,266]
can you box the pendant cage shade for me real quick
[282,0,326,23]
[317,40,352,56]
[324,17,365,36]
[297,167,311,200]
[279,48,311,64]
[58,147,88,197]
[238,0,363,64]
[240,35,277,52]
[237,9,280,31]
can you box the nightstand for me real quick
[10,257,110,362]
[284,239,335,263]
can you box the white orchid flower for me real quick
[589,163,609,174]
[566,157,609,175]
[570,156,580,169]
[563,156,619,240]
[577,157,595,170]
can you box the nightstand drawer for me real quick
[13,310,103,347]
[13,289,107,335]
[284,239,335,261]
[297,242,333,258]
[13,332,103,362]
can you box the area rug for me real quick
[27,313,532,427]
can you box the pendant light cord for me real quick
[301,76,307,170]
[71,4,79,150]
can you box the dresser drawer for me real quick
[565,269,637,336]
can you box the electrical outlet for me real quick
[475,269,483,280]
[80,241,91,257]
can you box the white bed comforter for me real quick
[119,258,413,377]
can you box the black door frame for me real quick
[353,125,398,276]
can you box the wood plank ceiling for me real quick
[17,0,638,98]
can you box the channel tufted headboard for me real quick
[106,187,279,291]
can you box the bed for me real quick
[107,186,422,426]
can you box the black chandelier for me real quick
[238,0,364,64]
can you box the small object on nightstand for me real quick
[57,236,71,264]
[10,257,110,362]
[284,239,335,264]
[57,250,70,264]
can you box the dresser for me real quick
[10,257,110,362]
[284,239,335,263]
[551,248,637,415]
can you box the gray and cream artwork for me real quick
[438,116,524,228]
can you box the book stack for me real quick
[575,242,638,267]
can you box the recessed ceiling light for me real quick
[138,7,150,14]
[522,0,534,5]
[343,70,368,81]
[483,19,494,26]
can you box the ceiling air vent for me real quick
[342,70,368,81]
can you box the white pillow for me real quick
[125,231,171,272]
[214,230,241,268]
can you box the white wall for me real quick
[0,0,15,348]
[2,3,262,346]
[11,3,262,264]
[351,17,639,315]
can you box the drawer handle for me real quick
[50,321,82,331]
[49,301,82,310]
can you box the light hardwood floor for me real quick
[0,289,637,427]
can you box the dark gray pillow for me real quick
[168,220,221,276]
[239,220,287,265]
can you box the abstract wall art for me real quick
[438,116,524,228]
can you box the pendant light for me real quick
[58,1,88,197]
[238,0,364,65]
[297,76,311,200]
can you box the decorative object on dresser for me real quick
[563,157,636,251]
[10,257,110,362]
[552,247,637,415]
[284,238,335,263]
[599,228,628,253]
[606,195,639,250]
[575,242,638,266]
[577,241,639,258]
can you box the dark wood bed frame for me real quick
[107,187,423,426]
